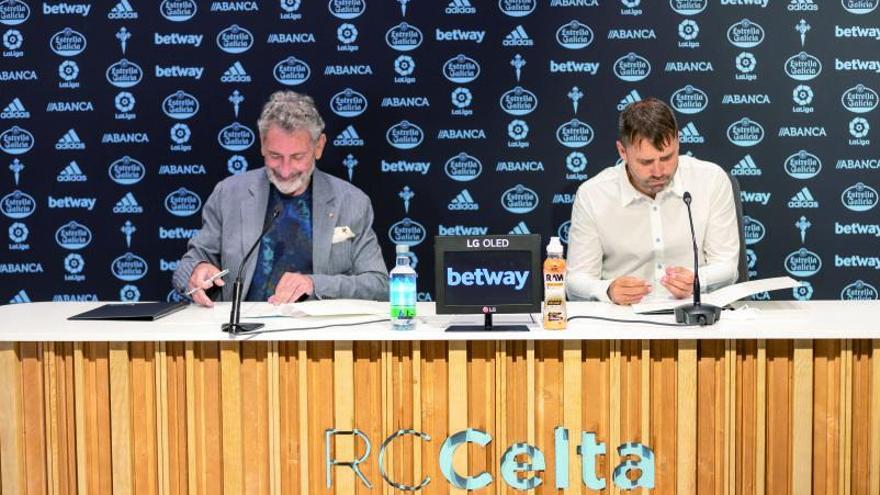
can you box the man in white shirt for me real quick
[566,98,740,304]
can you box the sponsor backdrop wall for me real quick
[0,0,878,304]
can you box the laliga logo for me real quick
[164,187,202,217]
[217,24,254,54]
[727,19,764,48]
[443,54,480,84]
[498,0,536,17]
[726,118,764,147]
[108,155,145,185]
[0,0,30,26]
[841,280,879,300]
[841,182,878,212]
[556,20,593,49]
[50,28,87,56]
[499,86,538,116]
[670,85,708,114]
[273,56,310,85]
[556,119,594,148]
[388,218,427,246]
[785,248,822,277]
[558,220,571,244]
[501,184,539,214]
[841,84,879,114]
[162,90,199,119]
[385,22,423,51]
[669,0,707,15]
[218,122,256,152]
[386,120,424,150]
[328,0,366,19]
[0,125,34,154]
[111,252,148,282]
[841,0,878,14]
[445,153,482,182]
[784,51,822,81]
[55,221,92,250]
[743,216,765,244]
[0,190,36,219]
[160,0,197,22]
[331,88,368,117]
[613,52,651,82]
[785,150,821,179]
[106,59,143,88]
[120,285,141,303]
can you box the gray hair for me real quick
[257,91,325,141]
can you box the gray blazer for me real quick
[172,168,389,301]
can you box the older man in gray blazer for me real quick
[173,91,388,306]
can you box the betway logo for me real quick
[720,0,768,5]
[835,26,880,40]
[380,160,430,175]
[43,3,91,16]
[740,191,771,205]
[154,33,204,47]
[159,227,199,239]
[48,196,96,210]
[155,65,204,79]
[435,29,485,43]
[836,222,880,237]
[835,255,880,270]
[446,267,529,290]
[438,225,488,236]
[835,59,880,73]
[549,61,600,75]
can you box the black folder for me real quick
[68,301,188,321]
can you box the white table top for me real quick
[1,300,879,342]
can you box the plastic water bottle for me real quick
[390,244,417,330]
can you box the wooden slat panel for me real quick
[353,341,381,494]
[851,340,872,495]
[307,342,334,495]
[164,342,188,495]
[421,342,448,495]
[502,341,529,495]
[841,340,853,495]
[448,340,467,495]
[677,339,697,494]
[0,343,25,494]
[468,341,494,494]
[610,340,621,495]
[536,341,563,493]
[277,342,301,495]
[196,342,223,494]
[133,342,159,494]
[697,340,725,495]
[766,340,792,495]
[563,339,582,494]
[582,341,611,490]
[241,342,270,494]
[735,340,758,495]
[814,340,841,495]
[792,340,813,495]
[333,341,355,493]
[109,342,133,494]
[871,339,880,495]
[20,343,47,494]
[756,340,766,495]
[650,341,677,494]
[391,342,415,491]
[220,341,243,493]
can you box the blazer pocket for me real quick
[328,239,353,274]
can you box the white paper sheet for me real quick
[242,299,388,318]
[632,276,801,314]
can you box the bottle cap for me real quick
[396,244,410,254]
[546,236,564,255]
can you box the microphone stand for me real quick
[674,192,721,326]
[223,206,281,334]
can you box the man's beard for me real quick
[266,164,314,195]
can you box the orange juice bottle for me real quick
[542,236,567,329]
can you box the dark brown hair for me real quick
[617,97,678,149]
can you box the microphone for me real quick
[222,205,282,334]
[673,192,721,326]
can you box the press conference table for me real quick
[1,301,879,494]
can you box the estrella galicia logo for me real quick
[784,248,822,277]
[108,156,145,185]
[218,122,256,152]
[499,0,536,17]
[0,0,29,26]
[445,152,482,182]
[273,56,310,85]
[743,215,765,244]
[501,184,539,214]
[841,280,879,300]
[443,54,480,83]
[160,0,197,22]
[613,52,651,82]
[329,0,365,19]
[556,20,593,49]
[0,125,34,155]
[388,217,427,246]
[727,118,764,147]
[0,190,35,219]
[670,0,707,15]
[330,88,367,117]
[500,86,538,116]
[50,28,87,56]
[785,51,822,81]
[164,187,202,217]
[217,25,254,54]
[111,252,148,281]
[556,119,594,148]
[106,59,143,88]
[785,150,821,179]
[670,85,708,114]
[841,182,879,212]
[727,19,764,48]
[841,84,879,114]
[841,0,878,14]
[162,91,199,119]
[386,120,424,150]
[55,221,91,249]
[385,22,422,51]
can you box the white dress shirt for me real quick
[566,155,740,302]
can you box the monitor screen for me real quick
[434,234,542,315]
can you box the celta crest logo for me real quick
[785,150,821,179]
[841,84,878,113]
[841,182,878,212]
[785,248,822,277]
[386,121,424,150]
[108,156,145,185]
[162,90,199,119]
[785,51,822,81]
[0,125,34,154]
[106,59,143,88]
[388,218,427,246]
[726,118,764,147]
[498,0,536,17]
[669,0,707,15]
[499,86,538,116]
[670,85,708,114]
[443,54,480,83]
[0,0,30,26]
[743,216,765,244]
[55,221,92,249]
[218,122,256,151]
[328,0,365,19]
[445,153,482,182]
[556,119,594,148]
[841,0,878,14]
[273,57,310,85]
[164,187,202,216]
[727,19,764,48]
[111,252,148,281]
[556,20,594,49]
[386,22,423,51]
[217,24,254,54]
[160,0,196,21]
[841,280,878,300]
[0,190,36,219]
[330,89,368,117]
[50,28,87,56]
[613,52,651,82]
[501,184,539,214]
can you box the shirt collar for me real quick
[616,158,687,207]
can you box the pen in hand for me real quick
[185,268,229,296]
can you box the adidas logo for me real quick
[503,25,534,47]
[617,90,642,111]
[55,129,85,150]
[788,0,818,11]
[731,154,762,176]
[113,192,144,214]
[221,61,252,83]
[57,161,87,182]
[333,125,365,146]
[108,0,138,19]
[788,187,819,208]
[509,221,531,235]
[1,98,30,119]
[9,289,30,304]
[448,189,480,211]
[446,0,476,14]
[678,122,705,144]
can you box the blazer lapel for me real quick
[311,169,337,274]
[239,171,270,295]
